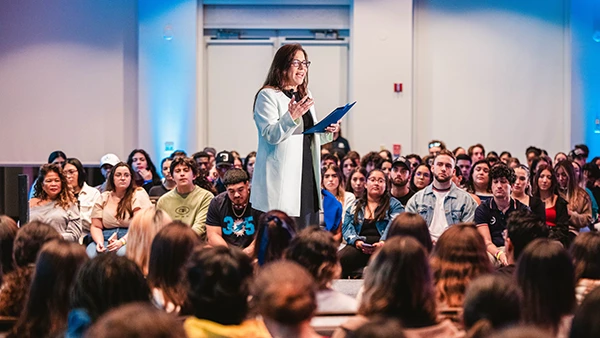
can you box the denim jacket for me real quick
[404,183,477,228]
[342,197,404,245]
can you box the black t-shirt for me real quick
[206,192,261,248]
[393,189,414,207]
[149,184,169,197]
[475,198,530,247]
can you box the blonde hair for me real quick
[126,208,172,275]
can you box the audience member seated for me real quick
[206,168,261,254]
[350,317,406,338]
[466,159,493,203]
[427,140,446,157]
[66,254,151,338]
[285,227,357,314]
[340,169,403,278]
[516,239,575,337]
[0,215,18,278]
[532,165,570,246]
[254,261,322,338]
[322,164,356,221]
[8,240,88,338]
[253,210,297,267]
[380,158,392,178]
[95,153,119,193]
[192,151,218,194]
[389,157,415,206]
[405,150,478,242]
[430,224,492,318]
[409,163,432,192]
[148,157,176,199]
[64,158,102,235]
[555,160,592,244]
[463,275,522,338]
[406,154,422,175]
[382,212,432,253]
[468,144,486,163]
[452,165,481,204]
[85,303,186,338]
[214,151,234,194]
[570,232,600,304]
[511,165,546,222]
[332,237,464,338]
[148,221,200,314]
[569,286,600,338]
[28,150,68,199]
[127,149,161,193]
[29,163,82,241]
[87,162,152,257]
[346,167,367,200]
[497,211,548,277]
[244,151,256,182]
[360,151,383,173]
[183,246,270,338]
[156,157,214,239]
[456,154,472,187]
[341,153,358,179]
[475,164,530,266]
[125,208,172,275]
[0,222,61,317]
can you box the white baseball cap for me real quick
[100,153,120,167]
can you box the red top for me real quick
[546,205,557,227]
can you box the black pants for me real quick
[339,244,371,278]
[293,211,319,231]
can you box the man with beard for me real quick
[405,149,478,241]
[389,156,414,206]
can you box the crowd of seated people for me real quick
[0,141,600,337]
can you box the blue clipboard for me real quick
[303,101,356,134]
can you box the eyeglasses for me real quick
[290,59,311,68]
[64,169,78,176]
[368,177,386,184]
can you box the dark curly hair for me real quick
[489,163,516,185]
[32,163,76,210]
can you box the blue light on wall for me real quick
[138,0,197,163]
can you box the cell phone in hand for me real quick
[361,243,374,248]
[108,232,117,243]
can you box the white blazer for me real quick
[251,88,333,217]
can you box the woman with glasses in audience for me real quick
[339,169,404,278]
[252,43,338,230]
[532,165,569,246]
[87,162,152,257]
[511,165,546,222]
[63,158,102,235]
[346,167,368,199]
[127,149,161,193]
[555,160,592,243]
[410,163,432,192]
[467,159,493,203]
[29,164,82,241]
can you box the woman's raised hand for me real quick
[288,95,314,120]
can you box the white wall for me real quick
[413,0,569,162]
[0,0,138,165]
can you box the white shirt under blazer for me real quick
[251,87,333,217]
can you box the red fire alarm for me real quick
[394,83,403,93]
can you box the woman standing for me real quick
[29,164,82,241]
[252,43,338,229]
[511,165,546,222]
[532,165,569,246]
[87,162,152,257]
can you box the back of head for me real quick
[463,275,522,338]
[126,209,172,275]
[431,223,493,308]
[284,227,339,289]
[386,213,432,253]
[71,254,150,321]
[147,221,200,307]
[489,325,551,338]
[570,232,600,280]
[516,239,575,332]
[253,261,317,326]
[185,246,253,325]
[0,215,18,275]
[85,302,186,338]
[254,210,297,266]
[569,286,600,338]
[349,317,406,338]
[13,221,61,267]
[506,211,548,261]
[360,236,436,328]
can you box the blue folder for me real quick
[303,101,356,134]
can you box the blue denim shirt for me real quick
[404,183,478,228]
[342,197,404,245]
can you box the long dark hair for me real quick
[409,163,432,192]
[345,167,368,196]
[517,238,575,334]
[466,159,491,194]
[9,241,88,338]
[106,162,137,220]
[532,164,558,197]
[253,210,297,266]
[0,215,18,275]
[147,221,200,312]
[570,232,600,281]
[353,169,391,224]
[127,149,161,187]
[66,158,86,189]
[554,160,578,201]
[386,213,432,253]
[255,44,309,103]
[32,163,76,209]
